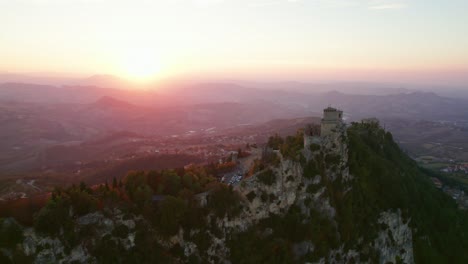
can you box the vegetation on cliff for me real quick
[343,122,468,263]
[224,122,468,263]
[1,122,468,263]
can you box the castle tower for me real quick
[320,106,343,137]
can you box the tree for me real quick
[161,171,182,196]
[267,134,284,150]
[182,174,194,190]
[34,198,72,236]
[112,177,118,189]
[133,185,153,208]
[208,185,242,218]
[157,196,187,236]
[0,218,24,248]
[69,189,97,216]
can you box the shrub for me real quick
[246,191,256,202]
[0,219,23,248]
[113,224,129,239]
[157,196,187,237]
[207,185,242,218]
[257,169,276,186]
[310,143,321,152]
[306,184,320,194]
[325,153,341,165]
[267,134,284,150]
[303,160,319,179]
[34,197,72,236]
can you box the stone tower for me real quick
[320,106,343,137]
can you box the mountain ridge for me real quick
[1,121,467,263]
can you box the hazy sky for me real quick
[1,0,468,84]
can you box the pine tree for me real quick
[112,177,118,189]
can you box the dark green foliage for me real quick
[0,251,10,264]
[93,222,175,263]
[131,223,174,263]
[257,169,276,186]
[68,188,97,216]
[180,206,208,232]
[112,224,129,239]
[11,249,33,264]
[246,191,256,202]
[93,234,123,263]
[34,183,98,236]
[280,130,305,162]
[112,177,118,189]
[325,153,340,165]
[267,134,284,150]
[207,185,242,218]
[8,165,236,263]
[0,219,23,248]
[191,231,212,252]
[229,234,294,264]
[309,143,320,152]
[306,184,322,194]
[169,243,184,259]
[303,159,319,179]
[124,171,152,206]
[34,196,73,236]
[145,167,217,196]
[339,122,468,263]
[78,224,96,239]
[268,130,304,162]
[228,206,338,263]
[156,196,187,237]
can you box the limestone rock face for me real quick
[17,209,141,264]
[4,123,416,264]
[235,156,304,221]
[375,210,414,264]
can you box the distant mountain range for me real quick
[0,73,131,89]
[1,82,468,122]
[1,72,467,98]
[2,81,468,175]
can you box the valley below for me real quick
[1,81,468,263]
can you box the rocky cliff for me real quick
[2,122,467,263]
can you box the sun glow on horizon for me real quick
[1,1,468,85]
[117,47,164,83]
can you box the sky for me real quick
[1,0,468,85]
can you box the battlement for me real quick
[303,106,347,163]
[304,106,345,154]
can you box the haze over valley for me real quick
[1,79,468,200]
[2,0,468,263]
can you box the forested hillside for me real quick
[1,123,467,263]
[344,122,468,263]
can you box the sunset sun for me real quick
[119,48,163,82]
[2,0,468,262]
